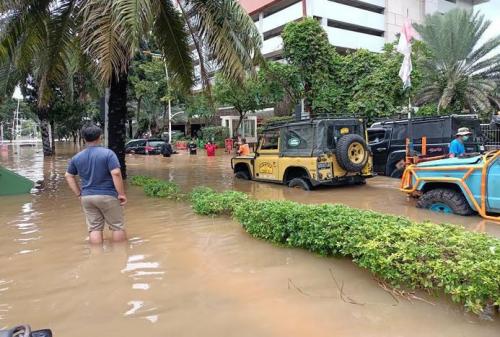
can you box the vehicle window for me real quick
[391,123,407,141]
[284,129,310,150]
[148,141,164,147]
[414,121,444,139]
[368,130,386,143]
[260,131,280,150]
[126,140,143,147]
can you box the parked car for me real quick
[125,138,165,155]
[231,117,374,190]
[368,115,483,178]
[401,151,500,221]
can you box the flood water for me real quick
[1,143,499,337]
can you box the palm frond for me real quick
[151,0,193,90]
[111,0,154,53]
[415,8,500,113]
[80,0,131,84]
[187,0,262,82]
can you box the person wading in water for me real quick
[65,124,127,244]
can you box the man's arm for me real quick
[65,173,81,197]
[111,168,127,205]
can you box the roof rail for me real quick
[372,114,480,124]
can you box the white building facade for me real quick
[239,0,488,57]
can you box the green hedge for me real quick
[190,187,248,216]
[130,176,500,315]
[131,175,184,200]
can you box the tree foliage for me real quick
[414,9,500,114]
[281,18,431,121]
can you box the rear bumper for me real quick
[311,174,370,186]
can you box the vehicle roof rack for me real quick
[372,114,479,125]
[263,114,364,128]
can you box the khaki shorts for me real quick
[81,195,124,232]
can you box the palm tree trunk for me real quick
[38,108,53,157]
[108,71,128,178]
[50,120,56,153]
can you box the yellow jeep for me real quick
[231,118,374,190]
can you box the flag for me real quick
[397,20,415,90]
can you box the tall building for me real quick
[239,0,489,58]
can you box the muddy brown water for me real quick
[0,143,499,337]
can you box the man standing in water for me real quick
[65,125,127,244]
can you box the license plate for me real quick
[317,162,331,169]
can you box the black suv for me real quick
[368,115,483,178]
[125,138,165,155]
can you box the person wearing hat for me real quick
[449,127,472,158]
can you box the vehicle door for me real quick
[134,140,147,154]
[254,130,280,181]
[486,157,500,212]
[126,140,143,154]
[368,128,391,174]
[414,119,447,156]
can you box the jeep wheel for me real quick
[235,171,250,180]
[336,134,368,172]
[288,178,312,191]
[390,168,404,179]
[417,188,474,216]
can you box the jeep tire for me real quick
[390,167,404,179]
[336,134,369,172]
[235,171,250,180]
[288,178,312,191]
[417,188,474,216]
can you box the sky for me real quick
[475,0,500,42]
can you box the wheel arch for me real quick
[234,162,252,175]
[385,150,406,176]
[282,166,310,184]
[420,181,476,211]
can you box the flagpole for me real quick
[408,92,414,157]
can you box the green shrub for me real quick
[130,175,156,187]
[130,175,500,315]
[200,126,230,143]
[190,187,248,216]
[233,200,499,314]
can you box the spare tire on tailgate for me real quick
[336,134,368,172]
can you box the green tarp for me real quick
[0,165,34,196]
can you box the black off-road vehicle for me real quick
[368,115,483,178]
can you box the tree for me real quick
[80,0,262,177]
[414,9,500,114]
[214,74,266,133]
[0,1,79,156]
[281,18,338,113]
[128,56,170,136]
[258,62,302,116]
[1,0,262,176]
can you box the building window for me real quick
[330,0,384,14]
[327,19,384,37]
[263,0,302,18]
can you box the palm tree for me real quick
[1,0,261,175]
[414,9,500,113]
[0,0,77,156]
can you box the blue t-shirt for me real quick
[67,146,121,197]
[449,139,465,157]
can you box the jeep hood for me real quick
[416,155,482,167]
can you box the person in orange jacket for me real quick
[237,138,250,156]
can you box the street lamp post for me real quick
[150,52,175,144]
[12,86,23,142]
